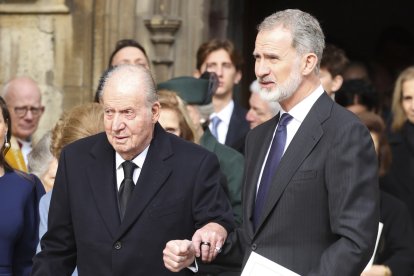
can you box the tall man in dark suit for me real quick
[194,39,250,154]
[164,9,380,276]
[32,64,234,276]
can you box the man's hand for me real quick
[192,222,227,263]
[361,265,392,276]
[163,240,196,272]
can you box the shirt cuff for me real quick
[187,258,198,273]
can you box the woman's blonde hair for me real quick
[51,103,104,159]
[391,66,414,132]
[158,90,198,143]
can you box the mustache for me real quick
[257,77,276,83]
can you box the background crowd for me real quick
[0,7,413,276]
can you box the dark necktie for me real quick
[211,116,221,139]
[118,160,137,221]
[253,113,293,230]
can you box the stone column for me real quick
[144,0,181,82]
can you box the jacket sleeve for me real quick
[32,150,77,275]
[311,120,380,275]
[191,152,235,233]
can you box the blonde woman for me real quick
[381,66,414,234]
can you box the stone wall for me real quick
[0,0,70,143]
[0,0,217,143]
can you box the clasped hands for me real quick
[163,222,227,272]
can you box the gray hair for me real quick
[258,9,325,71]
[27,131,53,178]
[249,80,280,116]
[96,64,158,106]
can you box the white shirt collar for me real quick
[115,145,149,190]
[210,100,234,126]
[283,85,325,123]
[115,145,149,170]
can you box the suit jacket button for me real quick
[114,241,122,250]
[251,243,257,251]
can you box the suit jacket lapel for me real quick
[87,133,119,239]
[254,93,332,234]
[116,124,172,239]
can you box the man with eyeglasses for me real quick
[2,76,45,171]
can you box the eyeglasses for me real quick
[13,106,44,117]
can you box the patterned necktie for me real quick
[211,116,221,139]
[253,113,293,230]
[118,160,137,221]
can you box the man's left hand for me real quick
[192,222,227,263]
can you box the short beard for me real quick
[258,59,302,103]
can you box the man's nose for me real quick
[112,113,125,131]
[246,109,255,122]
[24,109,34,120]
[210,66,223,77]
[255,60,270,77]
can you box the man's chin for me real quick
[113,145,129,155]
[259,88,282,103]
[15,131,35,140]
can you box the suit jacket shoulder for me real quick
[225,102,250,154]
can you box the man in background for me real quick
[319,44,349,98]
[2,76,44,171]
[246,80,280,129]
[194,39,250,154]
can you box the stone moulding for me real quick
[0,4,70,14]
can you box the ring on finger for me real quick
[215,246,222,253]
[201,241,211,247]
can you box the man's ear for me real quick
[152,102,161,123]
[234,70,242,84]
[302,53,318,76]
[193,70,201,78]
[331,75,344,93]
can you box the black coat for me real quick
[376,191,414,276]
[381,121,414,226]
[33,123,234,276]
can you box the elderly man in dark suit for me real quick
[32,64,234,276]
[164,9,379,276]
